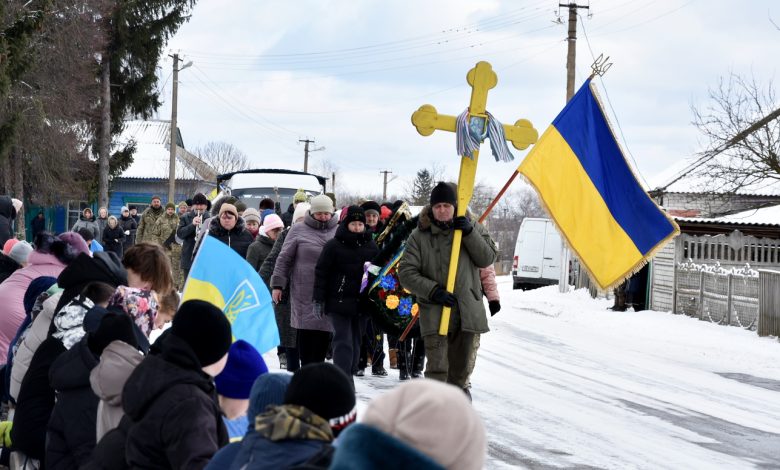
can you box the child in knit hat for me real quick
[122,300,233,469]
[228,363,356,469]
[215,340,269,442]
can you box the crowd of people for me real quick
[0,182,500,469]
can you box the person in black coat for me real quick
[10,253,127,464]
[0,196,16,248]
[31,211,46,239]
[102,216,126,259]
[176,193,210,280]
[46,311,143,469]
[0,252,21,284]
[312,206,378,380]
[122,300,231,470]
[118,207,137,252]
[193,203,253,260]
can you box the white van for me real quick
[512,218,562,290]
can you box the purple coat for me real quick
[0,251,66,360]
[271,214,337,332]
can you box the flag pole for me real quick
[478,169,519,224]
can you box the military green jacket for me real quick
[135,207,164,244]
[151,213,180,247]
[398,206,497,336]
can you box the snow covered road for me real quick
[352,278,780,469]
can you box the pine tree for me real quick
[95,0,196,207]
[410,168,434,205]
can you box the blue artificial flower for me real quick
[379,274,397,291]
[398,297,413,316]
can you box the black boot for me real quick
[398,341,411,381]
[411,338,425,379]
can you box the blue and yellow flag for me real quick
[181,235,279,353]
[519,79,679,290]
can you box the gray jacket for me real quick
[271,213,337,332]
[90,340,144,441]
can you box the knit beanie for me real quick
[87,311,140,356]
[262,214,283,232]
[430,181,457,206]
[293,189,308,203]
[343,206,366,225]
[192,193,209,206]
[46,232,91,265]
[170,300,232,367]
[248,373,292,420]
[151,195,161,202]
[380,205,392,221]
[220,203,239,219]
[242,208,261,225]
[107,286,159,338]
[165,202,176,210]
[2,238,18,255]
[215,340,268,399]
[309,194,334,214]
[362,380,486,470]
[23,276,57,315]
[121,206,129,213]
[259,198,276,211]
[292,203,310,224]
[9,241,33,265]
[285,363,356,436]
[178,201,188,208]
[360,200,381,217]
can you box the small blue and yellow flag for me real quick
[519,79,679,290]
[181,235,279,353]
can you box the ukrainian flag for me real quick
[182,235,280,353]
[519,79,679,290]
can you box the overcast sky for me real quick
[155,0,779,198]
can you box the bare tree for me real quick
[690,72,780,193]
[194,141,251,176]
[310,158,339,193]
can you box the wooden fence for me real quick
[758,270,780,337]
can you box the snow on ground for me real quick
[261,276,780,469]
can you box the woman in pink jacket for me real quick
[0,232,89,362]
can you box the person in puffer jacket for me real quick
[46,310,144,470]
[122,300,232,470]
[192,203,254,260]
[480,264,501,316]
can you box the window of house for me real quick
[67,200,90,231]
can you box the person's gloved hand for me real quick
[0,420,13,447]
[430,286,457,307]
[489,300,501,316]
[312,302,325,319]
[124,230,130,236]
[452,216,473,236]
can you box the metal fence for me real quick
[758,270,780,337]
[675,260,759,329]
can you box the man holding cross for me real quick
[398,182,497,397]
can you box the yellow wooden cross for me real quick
[410,61,538,335]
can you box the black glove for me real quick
[452,216,473,236]
[489,300,501,316]
[430,286,457,307]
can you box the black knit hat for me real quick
[430,181,457,206]
[87,310,141,356]
[344,205,366,224]
[360,200,381,216]
[170,300,232,367]
[285,363,356,435]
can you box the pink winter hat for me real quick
[3,238,18,255]
[262,214,284,232]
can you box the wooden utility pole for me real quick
[168,53,180,204]
[380,170,393,200]
[559,2,589,292]
[98,55,111,208]
[560,2,589,102]
[299,139,313,172]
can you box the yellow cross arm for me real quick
[411,105,538,150]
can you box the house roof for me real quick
[675,204,780,227]
[649,155,780,197]
[116,120,216,182]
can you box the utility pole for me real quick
[167,53,192,204]
[299,139,313,173]
[559,2,589,102]
[331,171,336,194]
[558,2,589,292]
[380,170,393,200]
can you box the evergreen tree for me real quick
[95,0,196,207]
[410,168,434,205]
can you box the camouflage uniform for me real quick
[152,212,181,289]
